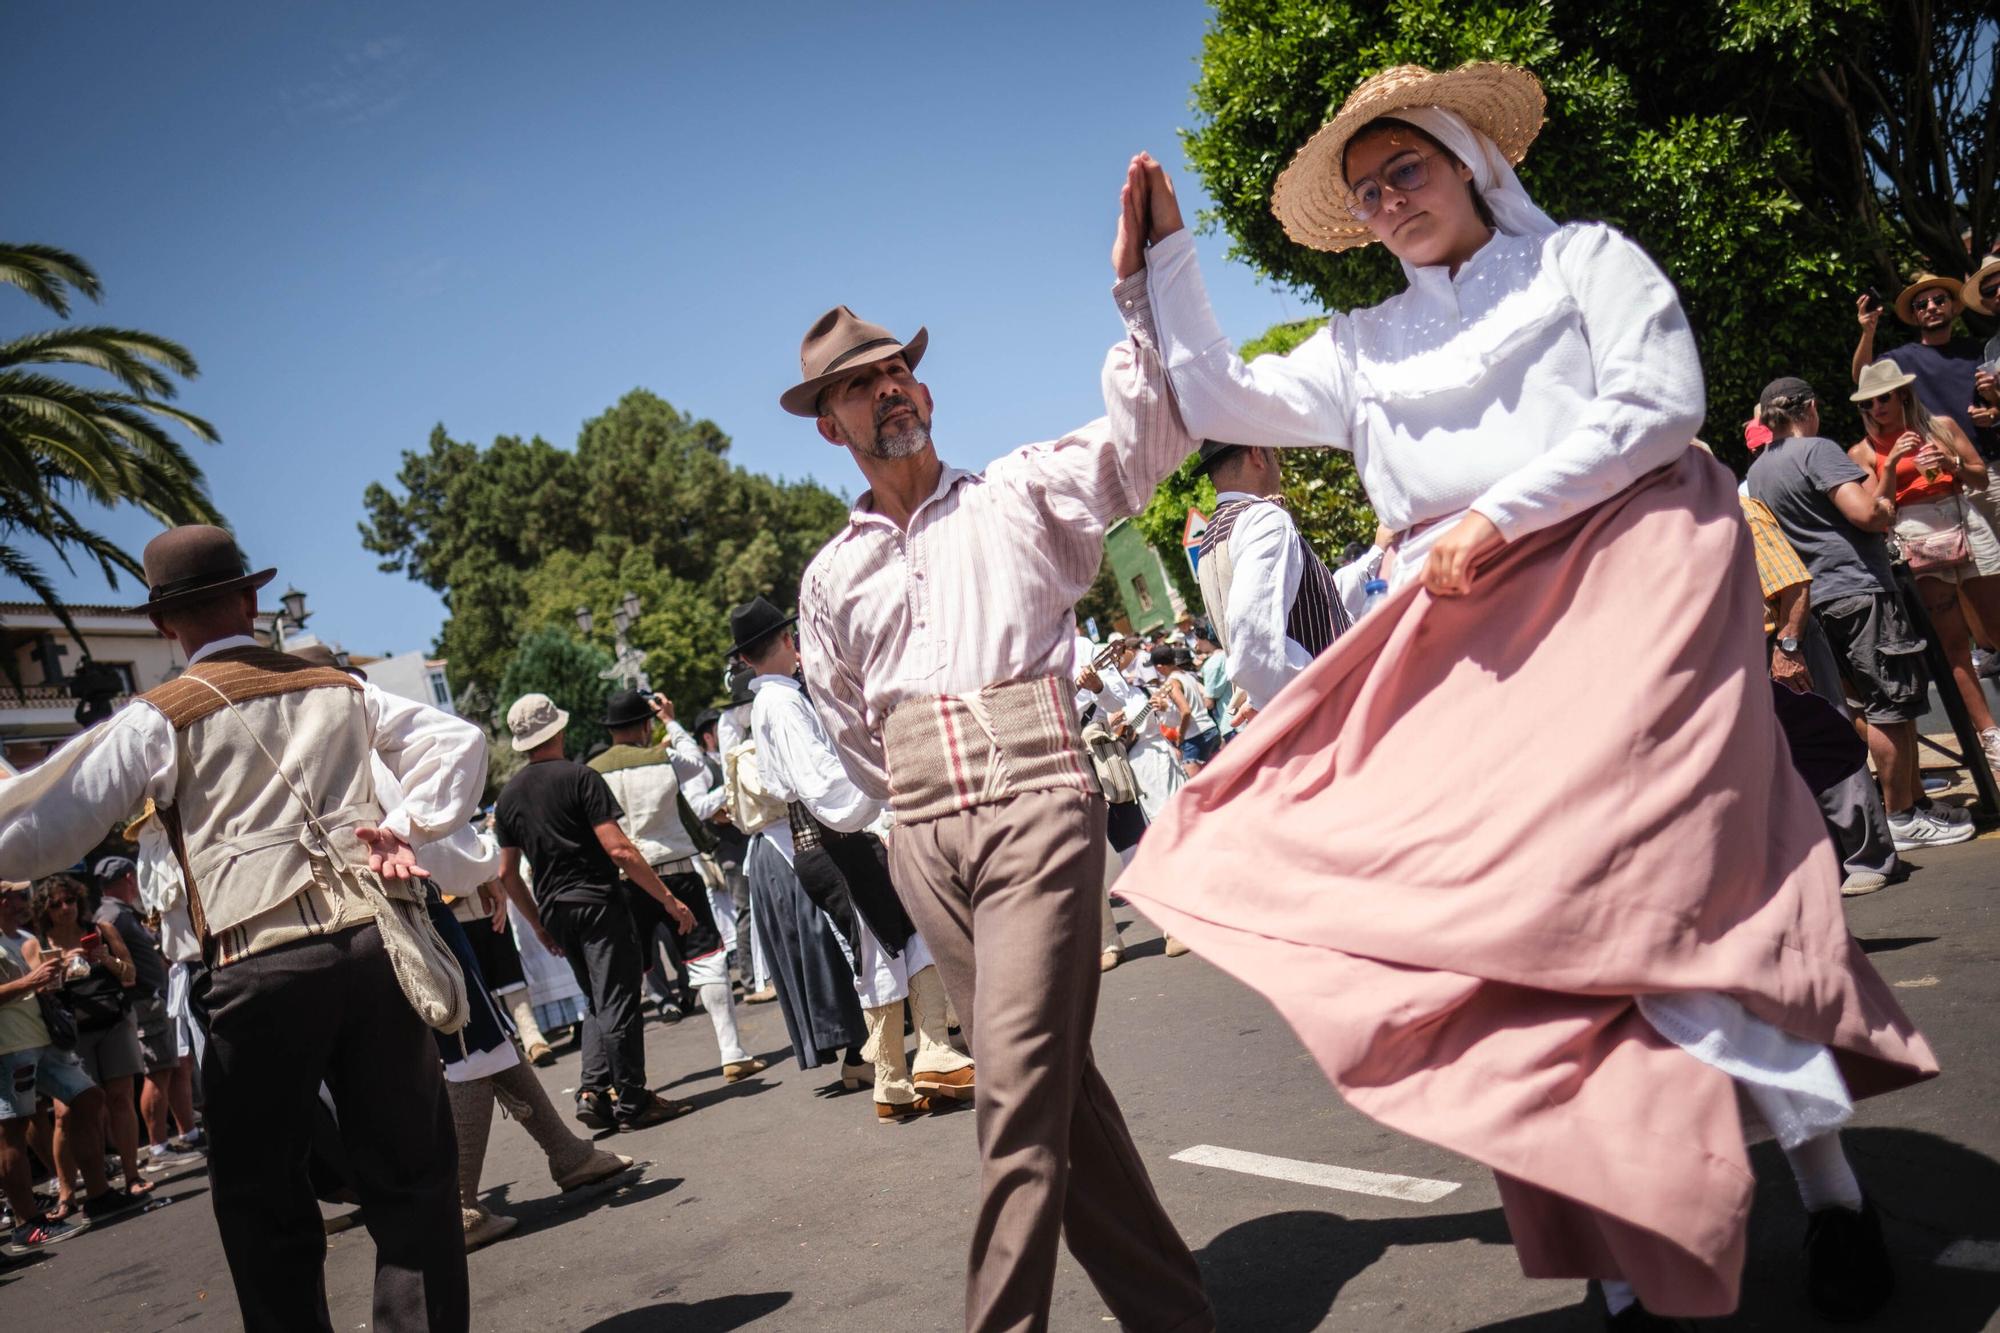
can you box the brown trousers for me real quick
[890,788,1212,1333]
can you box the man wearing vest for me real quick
[1193,440,1353,721]
[0,526,481,1331]
[589,689,763,1084]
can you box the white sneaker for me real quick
[1925,801,1973,828]
[1981,728,2000,773]
[1889,810,1977,851]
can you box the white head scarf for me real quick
[1380,106,1556,274]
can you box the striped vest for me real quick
[1197,497,1348,660]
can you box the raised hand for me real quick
[1856,293,1881,331]
[1113,155,1149,278]
[1135,153,1185,243]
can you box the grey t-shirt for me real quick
[1746,435,1896,604]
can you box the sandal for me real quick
[45,1198,75,1222]
[126,1179,156,1198]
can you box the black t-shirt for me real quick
[495,759,625,909]
[1884,337,1999,459]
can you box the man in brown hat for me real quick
[782,168,1213,1331]
[1854,272,1998,458]
[0,524,484,1331]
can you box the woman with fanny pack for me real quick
[1849,358,2000,772]
[26,873,151,1207]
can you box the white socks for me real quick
[699,982,747,1065]
[1784,1130,1864,1213]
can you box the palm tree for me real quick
[0,242,224,683]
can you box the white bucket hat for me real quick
[1849,360,1919,403]
[506,692,570,753]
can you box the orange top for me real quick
[1864,430,1955,505]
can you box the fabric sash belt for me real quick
[882,673,1099,824]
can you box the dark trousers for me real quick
[199,923,466,1333]
[625,879,691,1008]
[542,895,649,1111]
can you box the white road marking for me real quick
[1171,1144,1461,1204]
[1937,1239,2000,1272]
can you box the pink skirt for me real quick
[1117,448,1937,1317]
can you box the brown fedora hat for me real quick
[132,524,276,615]
[779,305,928,417]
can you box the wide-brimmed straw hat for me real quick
[779,306,928,417]
[1894,273,1961,324]
[1850,360,1919,403]
[1961,255,2000,317]
[132,525,277,615]
[1270,61,1547,254]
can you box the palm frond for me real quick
[0,243,101,318]
[0,327,200,398]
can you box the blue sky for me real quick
[8,1,1306,657]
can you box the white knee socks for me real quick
[1784,1130,1863,1213]
[699,982,748,1064]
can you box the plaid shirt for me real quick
[1739,495,1811,634]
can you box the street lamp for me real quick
[274,586,310,651]
[575,593,650,692]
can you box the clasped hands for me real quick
[1110,152,1504,595]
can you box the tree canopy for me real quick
[1182,0,1998,470]
[360,389,850,723]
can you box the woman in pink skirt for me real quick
[1115,61,1936,1330]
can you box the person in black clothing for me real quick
[491,693,697,1132]
[1854,274,2000,459]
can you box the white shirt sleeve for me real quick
[1331,545,1387,623]
[662,721,708,785]
[799,580,891,801]
[754,689,884,833]
[1145,229,1354,450]
[0,704,177,880]
[1224,503,1314,710]
[361,683,488,844]
[1466,224,1706,541]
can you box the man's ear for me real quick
[148,612,177,643]
[816,413,847,447]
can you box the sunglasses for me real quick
[1348,149,1446,222]
[1981,281,2000,302]
[1860,393,1899,408]
[1911,292,1955,311]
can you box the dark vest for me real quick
[1198,497,1349,658]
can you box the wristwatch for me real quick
[1776,636,1801,654]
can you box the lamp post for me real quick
[576,592,649,692]
[274,586,310,651]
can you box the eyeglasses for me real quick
[1911,292,1955,311]
[1348,149,1446,222]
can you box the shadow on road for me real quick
[1856,935,1939,954]
[656,1046,794,1091]
[575,1289,791,1330]
[482,1174,684,1243]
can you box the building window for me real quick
[427,669,453,709]
[1130,575,1155,613]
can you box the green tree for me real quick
[1181,0,1999,471]
[362,389,851,720]
[494,627,616,758]
[0,243,222,650]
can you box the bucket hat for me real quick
[506,693,570,753]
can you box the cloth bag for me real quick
[1899,496,1971,573]
[1080,722,1141,805]
[186,677,470,1033]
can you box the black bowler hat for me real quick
[727,596,796,658]
[133,525,277,614]
[601,688,653,728]
[691,706,723,739]
[1190,439,1250,478]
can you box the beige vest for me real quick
[141,648,401,965]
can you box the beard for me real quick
[857,395,931,460]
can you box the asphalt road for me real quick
[4,836,1996,1333]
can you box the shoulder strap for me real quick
[141,648,361,732]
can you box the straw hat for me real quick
[1962,254,2000,317]
[1270,61,1547,253]
[1893,273,1960,324]
[1849,360,1918,403]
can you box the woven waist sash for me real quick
[881,674,1100,824]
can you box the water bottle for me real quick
[1361,578,1389,617]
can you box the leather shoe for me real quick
[1100,948,1122,972]
[840,1059,870,1090]
[1164,937,1190,957]
[743,986,777,1004]
[723,1057,768,1083]
[913,1066,976,1101]
[525,1040,556,1066]
[875,1096,934,1123]
[462,1206,517,1252]
[574,1088,613,1130]
[616,1092,693,1132]
[553,1148,634,1192]
[1804,1198,1894,1322]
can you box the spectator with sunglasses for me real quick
[1854,273,1999,460]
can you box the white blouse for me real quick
[1144,223,1706,555]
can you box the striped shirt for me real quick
[1740,495,1811,634]
[798,271,1194,799]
